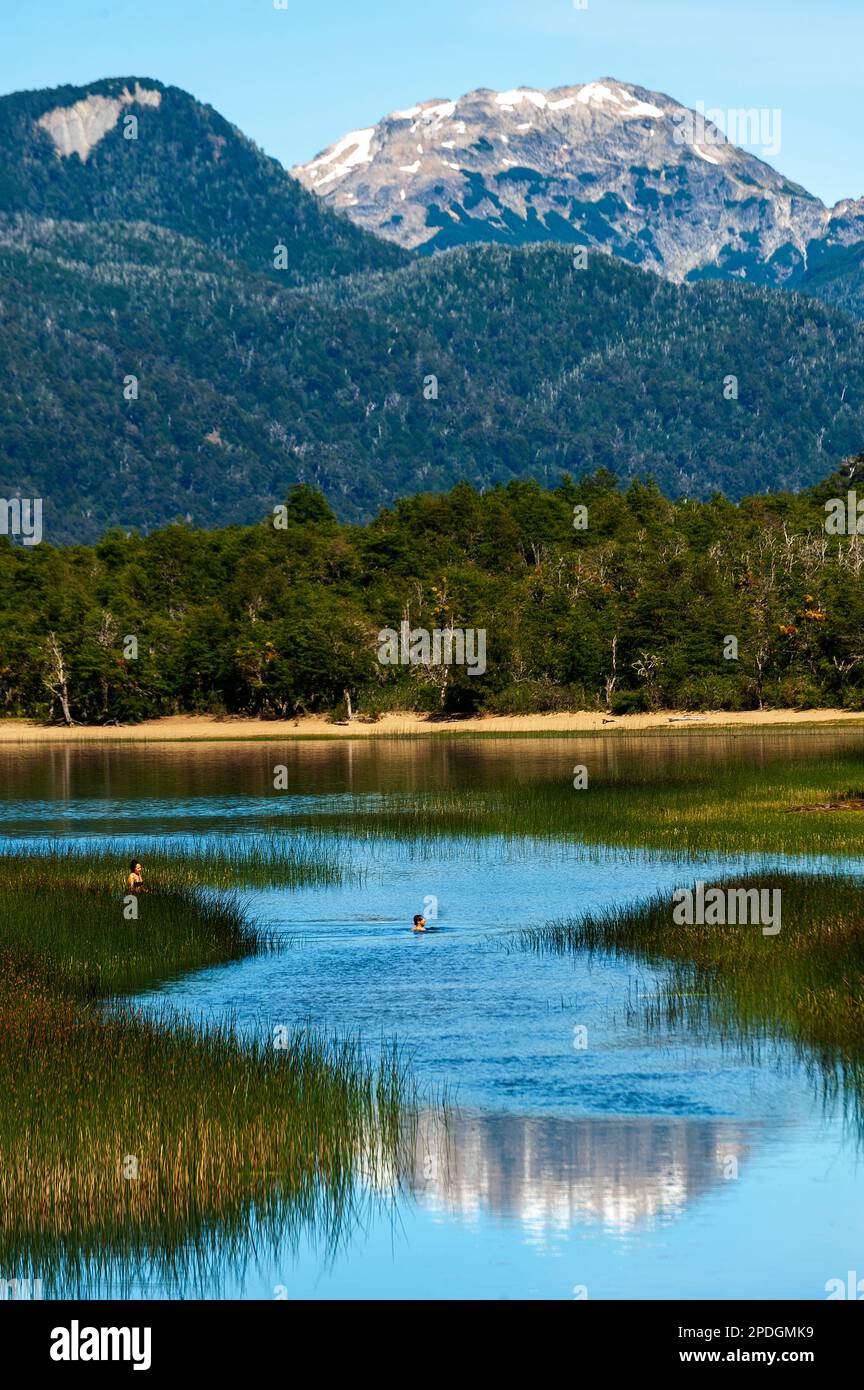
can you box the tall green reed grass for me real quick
[0,832,350,890]
[0,848,415,1293]
[520,871,864,1128]
[287,752,864,860]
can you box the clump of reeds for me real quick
[0,861,263,998]
[519,872,864,1122]
[0,832,349,891]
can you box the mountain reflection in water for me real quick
[409,1110,753,1234]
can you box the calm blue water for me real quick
[3,735,863,1299]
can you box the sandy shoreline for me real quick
[0,708,862,742]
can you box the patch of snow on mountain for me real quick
[304,128,375,188]
[496,90,548,110]
[425,101,456,120]
[576,82,622,108]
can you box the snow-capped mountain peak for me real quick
[293,77,863,288]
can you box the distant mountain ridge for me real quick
[1,76,863,543]
[292,77,864,307]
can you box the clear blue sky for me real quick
[3,0,862,205]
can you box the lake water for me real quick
[3,733,863,1300]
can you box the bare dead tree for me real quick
[44,632,74,726]
[832,654,864,679]
[96,609,118,649]
[603,634,618,713]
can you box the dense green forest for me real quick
[3,468,864,724]
[3,220,864,543]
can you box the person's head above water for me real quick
[412,914,426,932]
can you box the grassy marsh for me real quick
[0,833,350,891]
[286,750,864,860]
[0,849,413,1292]
[520,872,864,1121]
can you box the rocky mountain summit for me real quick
[293,78,864,292]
